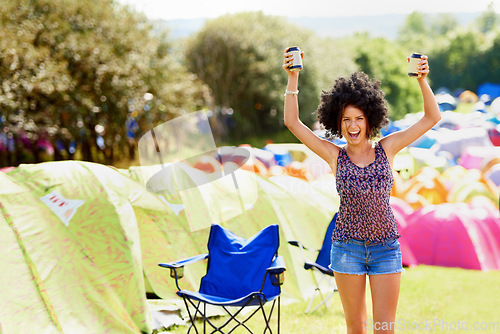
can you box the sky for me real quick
[117,0,498,20]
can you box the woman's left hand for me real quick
[407,54,430,80]
[417,55,429,80]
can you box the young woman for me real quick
[282,51,440,333]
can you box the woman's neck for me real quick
[345,140,373,156]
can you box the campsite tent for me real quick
[6,161,155,333]
[433,127,493,160]
[478,83,500,100]
[399,236,418,268]
[446,168,499,205]
[388,197,418,267]
[491,97,500,114]
[0,170,149,333]
[458,90,478,103]
[436,93,458,111]
[400,203,500,271]
[0,158,342,305]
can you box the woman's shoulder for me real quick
[320,139,341,155]
[329,142,343,159]
[323,141,342,175]
[375,138,395,167]
[376,138,389,152]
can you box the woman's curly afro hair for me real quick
[315,72,389,139]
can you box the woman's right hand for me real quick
[282,48,304,76]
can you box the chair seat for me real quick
[304,261,334,277]
[177,290,277,307]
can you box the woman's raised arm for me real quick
[283,49,339,166]
[381,55,441,160]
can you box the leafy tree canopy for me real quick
[0,0,207,166]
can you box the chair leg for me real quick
[181,296,281,334]
[305,271,338,313]
[220,296,279,334]
[278,296,280,334]
[223,305,257,334]
[307,290,336,314]
[305,288,317,313]
[203,303,206,334]
[259,297,278,334]
[183,298,224,334]
[182,298,200,334]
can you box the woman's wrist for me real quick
[284,89,299,96]
[287,75,299,91]
[287,71,299,81]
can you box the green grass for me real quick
[165,265,500,333]
[398,266,500,333]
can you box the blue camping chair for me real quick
[288,213,338,313]
[159,224,286,333]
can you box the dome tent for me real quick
[401,203,500,271]
[0,170,149,333]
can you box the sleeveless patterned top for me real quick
[333,141,400,243]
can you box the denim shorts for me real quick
[329,238,404,275]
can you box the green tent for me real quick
[0,170,147,333]
[7,161,152,333]
[127,165,212,300]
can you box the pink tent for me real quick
[468,197,500,263]
[0,167,15,173]
[399,236,418,268]
[390,196,414,230]
[401,202,500,271]
[390,197,418,267]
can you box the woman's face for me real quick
[340,105,369,144]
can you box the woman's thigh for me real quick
[334,272,368,333]
[369,273,401,333]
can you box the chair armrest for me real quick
[288,240,307,250]
[158,253,209,269]
[267,255,286,287]
[267,255,286,274]
[289,240,321,252]
[158,253,208,290]
[288,240,319,267]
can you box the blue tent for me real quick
[436,93,457,111]
[478,83,500,101]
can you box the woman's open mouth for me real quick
[348,131,360,139]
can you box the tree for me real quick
[476,2,498,33]
[184,12,358,141]
[397,11,430,51]
[430,13,459,36]
[0,0,207,166]
[469,33,500,89]
[397,12,461,54]
[430,30,483,90]
[351,34,423,120]
[185,12,305,139]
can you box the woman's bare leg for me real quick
[368,273,401,334]
[334,272,368,334]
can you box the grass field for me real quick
[165,265,500,333]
